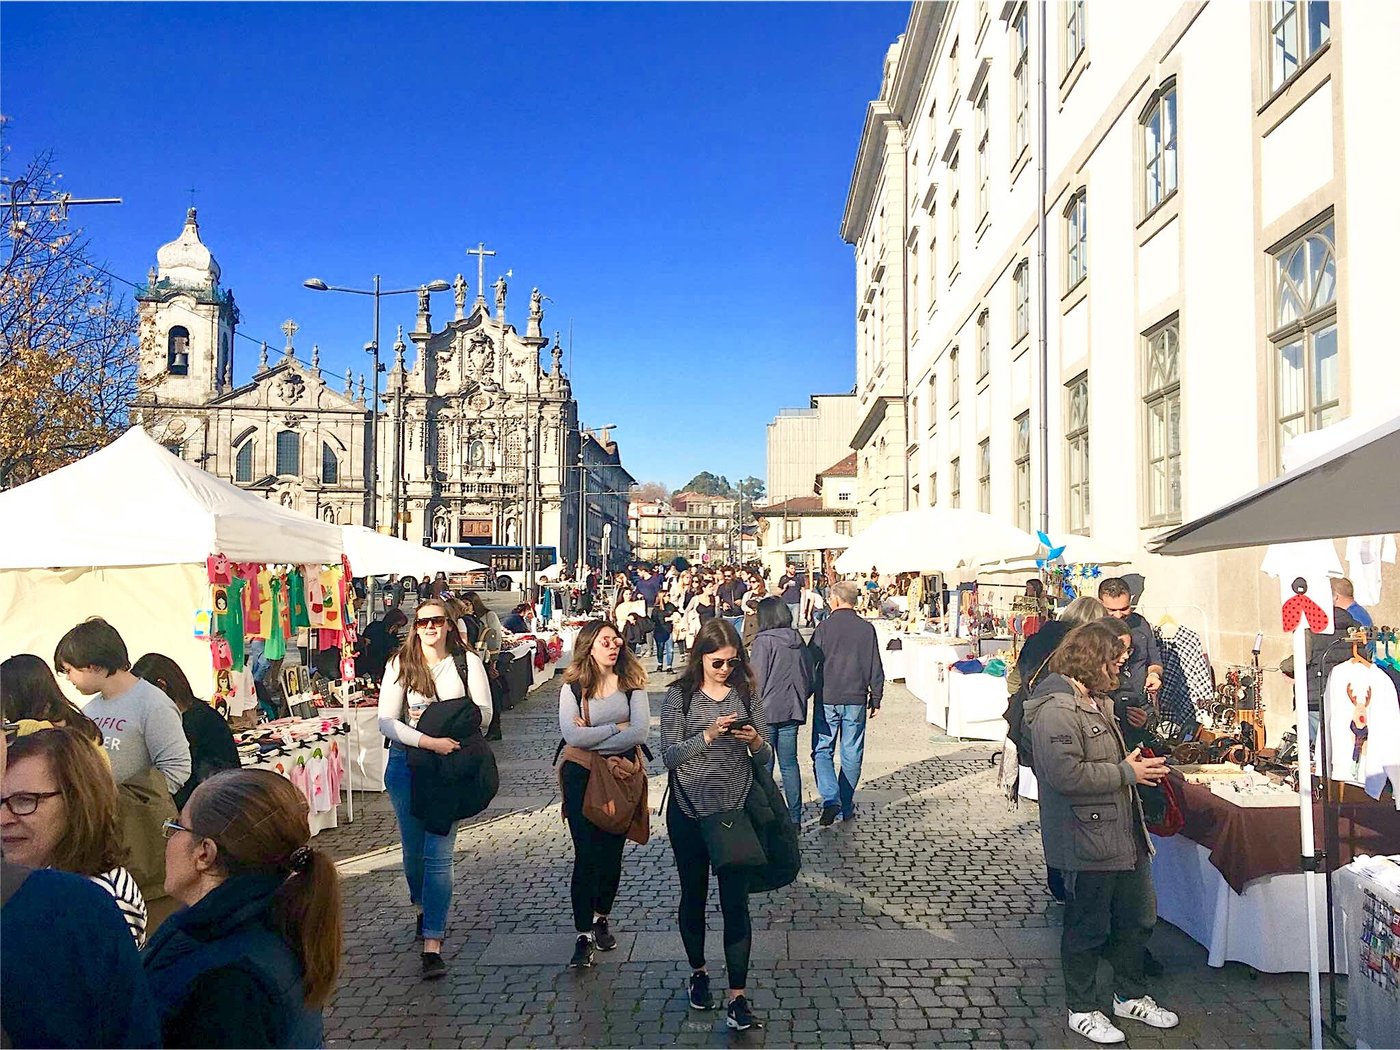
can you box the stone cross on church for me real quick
[465,242,495,301]
[281,318,299,352]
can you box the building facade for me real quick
[132,211,632,568]
[756,453,860,578]
[844,0,1399,663]
[669,492,740,566]
[765,393,860,504]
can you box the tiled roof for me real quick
[755,496,825,515]
[820,453,857,477]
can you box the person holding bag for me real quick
[378,600,493,980]
[661,618,771,1032]
[555,621,651,969]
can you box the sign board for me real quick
[460,519,493,539]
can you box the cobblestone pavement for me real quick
[320,658,1334,1048]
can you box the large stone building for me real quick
[131,210,631,567]
[764,393,860,504]
[842,0,1399,664]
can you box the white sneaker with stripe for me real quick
[1067,1010,1125,1044]
[1113,994,1180,1029]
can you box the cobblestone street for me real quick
[319,665,1325,1048]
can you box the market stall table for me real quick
[900,637,977,728]
[945,670,1010,740]
[1151,774,1400,972]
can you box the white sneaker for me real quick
[1113,994,1179,1029]
[1068,1010,1125,1044]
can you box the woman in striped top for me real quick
[1,727,148,945]
[662,617,771,1033]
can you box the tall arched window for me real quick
[167,327,190,375]
[235,441,254,483]
[321,442,339,485]
[275,430,300,476]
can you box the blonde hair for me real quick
[1059,596,1107,628]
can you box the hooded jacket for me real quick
[1023,672,1151,872]
[750,626,814,726]
[809,608,885,710]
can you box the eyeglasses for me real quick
[161,819,196,840]
[416,616,447,628]
[0,791,61,816]
[708,658,742,670]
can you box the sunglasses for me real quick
[416,616,448,628]
[708,657,743,671]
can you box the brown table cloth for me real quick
[1172,773,1400,894]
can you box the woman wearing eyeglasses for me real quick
[1,727,148,945]
[145,768,342,1048]
[661,618,771,1032]
[378,600,492,979]
[556,620,651,968]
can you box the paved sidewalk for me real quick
[322,664,1331,1048]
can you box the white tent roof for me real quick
[835,508,1039,576]
[0,427,344,568]
[340,526,487,577]
[774,531,853,554]
[981,534,1135,575]
[1149,410,1400,556]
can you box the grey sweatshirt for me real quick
[83,678,192,794]
[559,683,651,756]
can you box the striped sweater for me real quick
[89,865,147,947]
[661,684,770,819]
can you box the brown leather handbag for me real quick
[572,695,650,844]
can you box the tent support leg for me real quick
[1291,624,1322,1050]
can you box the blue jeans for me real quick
[654,632,675,670]
[384,745,460,940]
[725,615,744,633]
[766,722,803,823]
[812,703,868,818]
[787,602,801,627]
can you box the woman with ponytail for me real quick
[142,768,343,1048]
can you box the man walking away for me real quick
[717,568,748,633]
[808,581,884,824]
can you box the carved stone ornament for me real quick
[282,413,306,429]
[275,372,306,405]
[468,331,495,379]
[166,418,188,437]
[468,389,493,412]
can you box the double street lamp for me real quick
[303,275,449,532]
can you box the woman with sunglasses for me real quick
[1,727,148,945]
[145,768,342,1048]
[661,618,770,1032]
[556,620,651,968]
[378,600,492,979]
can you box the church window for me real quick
[506,429,523,468]
[436,422,451,473]
[235,441,254,483]
[468,439,486,468]
[276,430,300,476]
[167,327,190,375]
[321,443,339,485]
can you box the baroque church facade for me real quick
[131,210,633,569]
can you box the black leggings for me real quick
[666,797,752,990]
[561,762,626,933]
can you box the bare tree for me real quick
[631,480,670,503]
[0,145,141,488]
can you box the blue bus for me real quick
[429,544,558,591]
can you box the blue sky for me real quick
[3,1,908,491]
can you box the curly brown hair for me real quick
[6,727,126,876]
[1048,621,1122,693]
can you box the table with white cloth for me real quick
[238,721,349,838]
[338,704,386,792]
[945,670,1011,740]
[900,636,977,728]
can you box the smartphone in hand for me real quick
[728,717,754,732]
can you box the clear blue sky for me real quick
[3,1,907,491]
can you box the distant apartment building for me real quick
[756,453,860,578]
[628,499,686,564]
[841,0,1399,661]
[670,491,740,565]
[765,393,861,503]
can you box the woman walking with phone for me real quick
[661,618,771,1031]
[378,600,492,979]
[556,620,651,968]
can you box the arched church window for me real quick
[321,443,339,485]
[468,439,486,468]
[436,421,451,473]
[235,440,254,483]
[276,430,300,476]
[167,327,190,375]
[506,429,523,468]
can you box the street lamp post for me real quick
[303,275,449,534]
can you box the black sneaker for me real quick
[726,994,762,1031]
[819,803,840,826]
[688,970,715,1010]
[569,934,595,969]
[421,951,446,980]
[592,917,618,952]
[415,912,423,940]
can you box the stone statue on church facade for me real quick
[454,273,468,316]
[493,273,507,315]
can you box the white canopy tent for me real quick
[981,534,1135,575]
[773,531,853,554]
[340,525,487,578]
[1150,409,1400,1049]
[835,508,1040,576]
[0,427,344,698]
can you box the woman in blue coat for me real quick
[143,768,343,1048]
[748,597,814,823]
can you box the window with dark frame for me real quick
[1014,260,1030,342]
[1066,190,1088,290]
[235,440,254,484]
[167,327,190,375]
[321,442,339,486]
[1142,80,1178,213]
[1270,0,1330,92]
[275,430,300,477]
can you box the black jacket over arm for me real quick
[406,699,498,835]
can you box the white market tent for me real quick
[981,533,1135,575]
[773,531,853,554]
[1150,409,1400,1050]
[835,507,1040,576]
[0,427,344,698]
[340,525,487,578]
